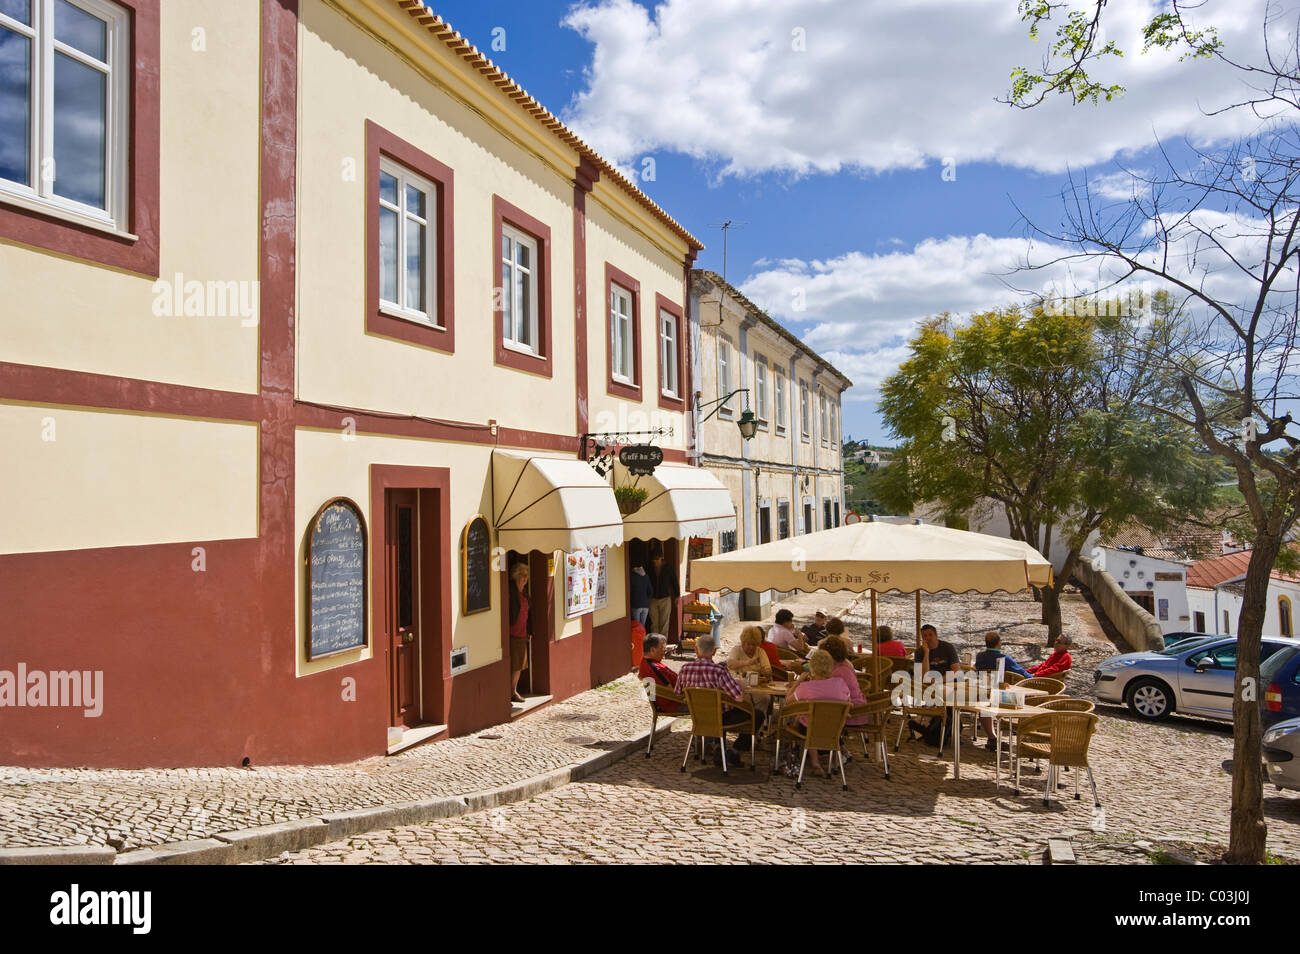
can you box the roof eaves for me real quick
[389,1,703,253]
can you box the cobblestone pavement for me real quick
[0,590,865,851]
[260,590,1300,865]
[260,699,1300,865]
[0,677,658,851]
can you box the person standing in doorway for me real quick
[509,561,531,705]
[630,561,652,627]
[647,545,679,638]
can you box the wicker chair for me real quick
[680,688,758,776]
[777,645,805,662]
[774,699,852,790]
[1016,677,1065,696]
[643,683,688,757]
[1041,697,1094,713]
[1014,711,1100,807]
[895,698,950,755]
[858,654,894,686]
[843,690,894,780]
[1003,671,1026,685]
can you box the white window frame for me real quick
[800,380,810,441]
[754,355,768,428]
[0,0,131,235]
[718,337,734,417]
[830,400,838,448]
[501,223,540,355]
[819,391,829,446]
[378,158,439,327]
[774,368,787,431]
[659,307,679,398]
[610,282,634,383]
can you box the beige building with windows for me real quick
[688,271,852,616]
[0,0,723,767]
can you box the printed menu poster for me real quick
[564,547,608,618]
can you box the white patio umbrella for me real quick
[689,521,1053,641]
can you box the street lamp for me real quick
[697,388,757,441]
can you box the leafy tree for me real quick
[1008,0,1300,865]
[876,303,1218,638]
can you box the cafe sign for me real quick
[619,444,663,476]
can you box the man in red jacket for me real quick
[639,633,681,713]
[1030,635,1073,677]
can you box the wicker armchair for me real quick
[777,645,805,662]
[1014,711,1100,806]
[681,688,757,776]
[1041,697,1094,713]
[774,699,852,790]
[843,690,894,779]
[1016,677,1065,696]
[857,655,894,686]
[1003,671,1026,685]
[643,683,688,757]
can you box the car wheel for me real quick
[1127,678,1173,721]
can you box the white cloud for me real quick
[562,0,1273,177]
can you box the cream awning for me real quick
[622,464,736,541]
[491,450,624,553]
[689,520,1054,595]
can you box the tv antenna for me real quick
[707,220,745,285]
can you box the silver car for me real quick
[1094,636,1294,721]
[1263,716,1300,792]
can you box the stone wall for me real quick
[1073,562,1164,652]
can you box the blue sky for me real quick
[430,0,1283,445]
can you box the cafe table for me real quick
[901,684,1052,782]
[743,680,789,739]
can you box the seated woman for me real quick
[726,625,773,681]
[787,649,851,773]
[819,634,869,725]
[874,624,908,657]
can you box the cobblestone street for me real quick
[259,695,1300,865]
[7,587,1299,864]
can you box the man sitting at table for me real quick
[677,634,753,766]
[767,608,809,655]
[801,610,829,646]
[909,624,960,747]
[974,631,1029,749]
[1029,634,1073,678]
[639,632,681,713]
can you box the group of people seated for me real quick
[638,607,1075,768]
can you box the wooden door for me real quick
[386,489,420,727]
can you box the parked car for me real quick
[1262,716,1300,792]
[1094,636,1295,721]
[1261,645,1300,730]
[1162,631,1218,649]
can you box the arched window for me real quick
[1280,596,1294,639]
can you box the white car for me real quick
[1263,716,1300,792]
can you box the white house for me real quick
[1185,550,1300,638]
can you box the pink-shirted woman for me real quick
[788,649,851,773]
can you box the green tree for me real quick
[877,303,1218,638]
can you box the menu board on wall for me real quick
[307,498,367,659]
[460,515,492,616]
[564,547,608,618]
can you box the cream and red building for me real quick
[688,271,851,618]
[0,0,731,767]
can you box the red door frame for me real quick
[370,465,451,728]
[385,489,420,727]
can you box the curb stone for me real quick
[0,719,677,866]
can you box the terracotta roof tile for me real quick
[390,2,703,253]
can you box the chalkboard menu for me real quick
[461,514,492,615]
[306,498,368,660]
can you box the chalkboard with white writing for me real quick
[306,498,368,659]
[461,514,492,615]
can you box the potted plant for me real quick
[614,484,648,516]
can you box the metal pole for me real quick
[914,590,921,649]
[870,589,877,640]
